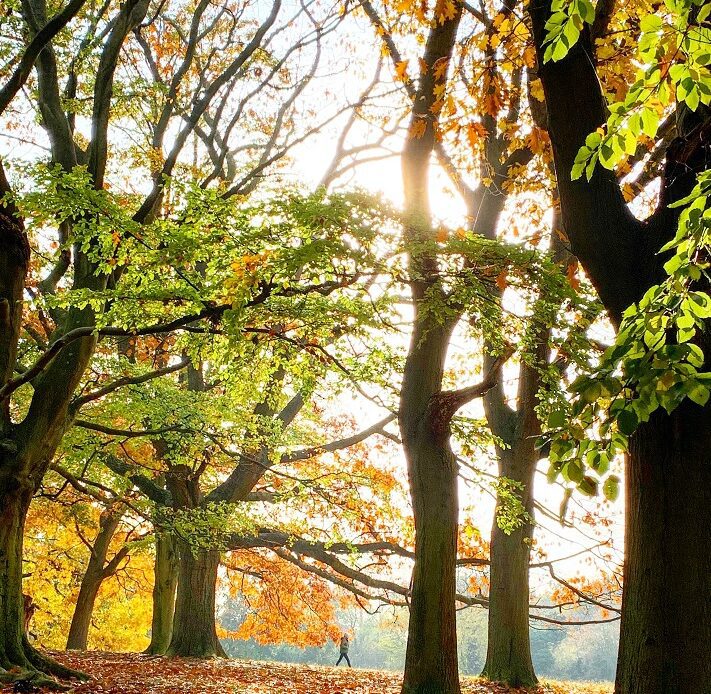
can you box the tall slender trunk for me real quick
[481,447,536,686]
[146,532,178,655]
[615,404,711,694]
[397,3,463,690]
[65,577,102,652]
[480,217,562,687]
[166,544,225,658]
[400,322,460,694]
[66,511,122,650]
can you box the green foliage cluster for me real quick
[566,0,711,179]
[545,172,711,499]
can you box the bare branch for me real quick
[282,414,397,463]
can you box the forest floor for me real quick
[2,651,613,693]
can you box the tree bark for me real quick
[65,577,102,652]
[480,214,563,687]
[166,544,225,658]
[0,481,33,673]
[397,3,463,691]
[528,4,711,691]
[400,321,460,694]
[481,445,536,686]
[145,532,178,655]
[616,404,711,693]
[66,511,122,651]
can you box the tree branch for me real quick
[70,357,189,411]
[0,0,86,115]
[281,414,397,463]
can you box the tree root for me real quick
[23,640,89,681]
[0,667,71,691]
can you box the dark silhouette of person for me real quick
[336,634,351,667]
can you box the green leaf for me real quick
[603,475,620,502]
[640,14,662,32]
[688,382,710,406]
[566,460,584,483]
[617,408,638,436]
[547,409,567,428]
[578,475,598,496]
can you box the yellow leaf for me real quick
[409,118,427,139]
[529,78,545,102]
[523,45,537,68]
[622,182,636,202]
[526,126,550,155]
[395,60,409,82]
[432,56,449,81]
[567,261,580,291]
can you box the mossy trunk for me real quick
[166,545,224,658]
[0,481,33,672]
[481,448,537,687]
[146,532,178,655]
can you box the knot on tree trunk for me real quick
[426,347,513,438]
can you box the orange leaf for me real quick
[409,118,427,139]
[394,60,409,82]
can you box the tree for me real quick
[359,1,598,688]
[0,0,364,679]
[65,506,136,651]
[529,1,711,691]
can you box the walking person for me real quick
[336,633,351,667]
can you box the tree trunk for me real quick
[481,447,536,686]
[167,544,225,658]
[397,2,463,690]
[615,404,711,694]
[146,532,178,655]
[0,481,33,673]
[400,321,461,694]
[66,511,122,651]
[65,576,101,652]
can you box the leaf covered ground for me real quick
[2,651,612,693]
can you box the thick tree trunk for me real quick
[529,5,711,691]
[481,448,536,686]
[401,437,460,694]
[167,544,225,658]
[0,482,33,673]
[400,321,461,694]
[615,404,711,694]
[146,532,178,655]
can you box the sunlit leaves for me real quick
[544,172,711,497]
[547,0,711,180]
[542,0,594,63]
